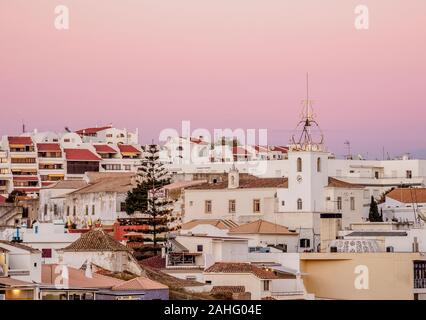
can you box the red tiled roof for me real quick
[37,143,61,152]
[205,262,278,279]
[63,228,133,252]
[140,255,166,269]
[0,195,6,203]
[64,148,101,161]
[13,176,39,181]
[118,144,141,154]
[94,144,117,154]
[112,276,168,291]
[387,188,426,203]
[187,175,288,190]
[42,264,124,289]
[8,136,33,145]
[271,146,288,153]
[211,286,245,294]
[229,219,298,236]
[327,177,363,189]
[75,125,112,135]
[233,146,249,155]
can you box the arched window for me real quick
[297,157,302,172]
[317,157,321,172]
[297,198,303,210]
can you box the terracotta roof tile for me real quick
[187,176,288,190]
[44,180,88,190]
[0,240,41,253]
[62,229,133,252]
[387,188,426,203]
[75,125,112,135]
[205,262,278,279]
[117,144,141,154]
[327,177,363,189]
[64,148,101,161]
[229,219,298,236]
[0,277,36,287]
[8,136,33,145]
[112,276,168,291]
[94,144,117,154]
[211,286,245,294]
[139,255,166,269]
[42,264,124,289]
[69,175,134,194]
[37,143,61,152]
[181,219,239,230]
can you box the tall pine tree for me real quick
[368,196,383,222]
[125,144,174,258]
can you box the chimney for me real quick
[320,213,342,252]
[85,260,93,278]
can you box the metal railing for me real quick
[414,278,426,289]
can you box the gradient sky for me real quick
[0,0,425,158]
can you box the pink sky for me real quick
[0,0,425,158]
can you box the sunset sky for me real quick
[0,0,425,158]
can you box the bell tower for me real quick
[286,73,328,213]
[228,164,240,189]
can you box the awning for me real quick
[48,174,65,177]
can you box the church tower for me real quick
[286,73,328,213]
[228,164,240,189]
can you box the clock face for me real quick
[296,175,303,183]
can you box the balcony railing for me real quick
[414,278,426,289]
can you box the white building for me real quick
[59,228,142,276]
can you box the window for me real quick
[297,157,302,172]
[317,157,321,172]
[300,238,310,248]
[228,200,236,213]
[34,226,38,234]
[197,245,203,252]
[92,204,95,215]
[53,204,58,216]
[42,248,52,258]
[124,165,131,171]
[374,171,379,179]
[85,205,89,215]
[337,197,342,211]
[205,280,212,285]
[297,198,303,210]
[205,200,212,214]
[73,206,76,216]
[281,200,285,206]
[189,201,193,206]
[253,199,261,213]
[66,206,70,216]
[263,280,270,291]
[350,197,355,211]
[406,170,412,179]
[44,204,47,216]
[120,202,126,212]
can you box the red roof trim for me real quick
[117,145,141,154]
[37,143,61,152]
[8,136,33,145]
[94,145,117,154]
[64,149,101,161]
[75,125,112,135]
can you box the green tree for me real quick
[368,196,382,222]
[6,190,26,203]
[125,144,174,258]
